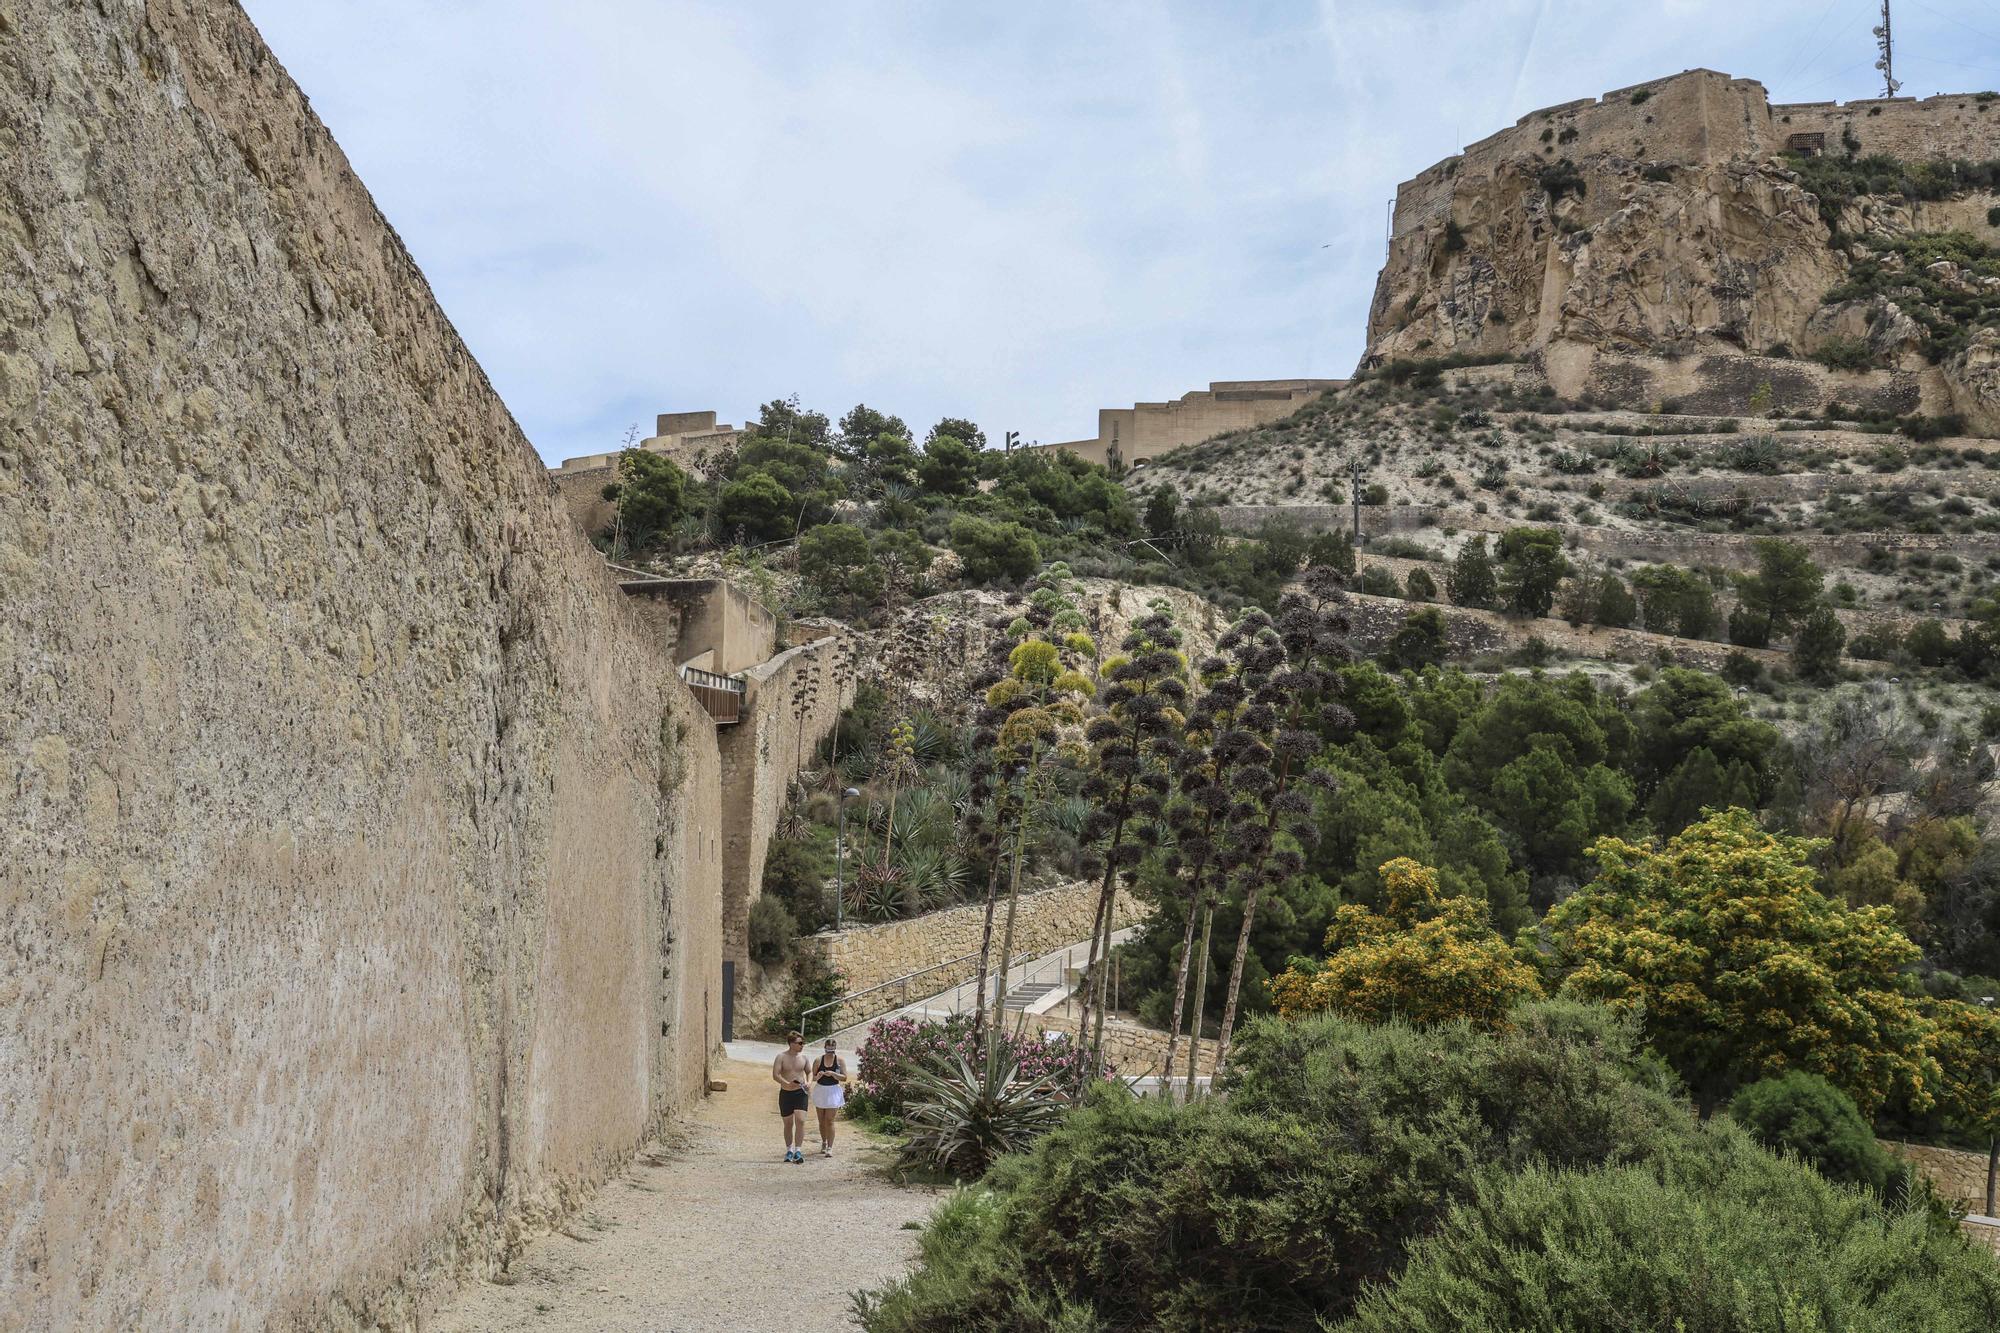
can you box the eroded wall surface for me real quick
[0,1,722,1326]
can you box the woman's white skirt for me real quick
[810,1082,846,1110]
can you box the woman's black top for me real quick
[815,1054,842,1086]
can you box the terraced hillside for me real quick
[1127,360,1997,670]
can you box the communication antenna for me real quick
[1873,0,1900,99]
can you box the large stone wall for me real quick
[818,880,1146,1028]
[716,633,850,992]
[1,2,724,1327]
[1775,93,2000,165]
[1037,379,1342,468]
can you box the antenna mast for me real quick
[1874,0,1900,99]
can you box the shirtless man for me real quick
[771,1031,812,1163]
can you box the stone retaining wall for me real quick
[818,881,1145,1027]
[1884,1140,1996,1214]
[1025,1010,1217,1079]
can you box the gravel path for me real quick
[429,1058,936,1332]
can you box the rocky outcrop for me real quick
[1366,70,2000,426]
[2,1,725,1326]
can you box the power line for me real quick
[1908,0,2000,48]
[1776,0,1851,86]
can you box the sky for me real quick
[239,1,2000,465]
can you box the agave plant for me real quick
[852,862,908,922]
[899,1042,1067,1179]
[904,713,958,768]
[894,846,969,912]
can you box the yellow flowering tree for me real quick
[1545,808,1938,1115]
[1927,997,2000,1214]
[1269,857,1543,1030]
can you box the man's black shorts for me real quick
[778,1088,809,1115]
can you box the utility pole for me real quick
[1004,430,1019,453]
[1874,1,1900,99]
[1350,454,1363,538]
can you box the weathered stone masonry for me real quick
[1,2,724,1328]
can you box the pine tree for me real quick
[1737,538,1824,644]
[1793,604,1846,683]
[1447,535,1497,609]
[1595,572,1636,628]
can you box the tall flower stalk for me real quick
[1072,605,1185,1081]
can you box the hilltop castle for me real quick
[1367,68,2000,427]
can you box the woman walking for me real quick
[810,1038,848,1157]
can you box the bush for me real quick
[1720,650,1765,688]
[747,894,798,966]
[1811,335,1876,371]
[1727,604,1770,648]
[861,1004,1709,1333]
[780,950,845,1038]
[1358,565,1400,597]
[761,833,835,932]
[1728,1072,1899,1193]
[715,469,796,542]
[1348,1129,2000,1332]
[899,1045,1070,1179]
[949,515,1040,585]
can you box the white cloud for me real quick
[239,0,2000,463]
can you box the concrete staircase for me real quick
[1003,980,1063,1012]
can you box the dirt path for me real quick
[430,1058,935,1332]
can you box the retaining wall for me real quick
[1026,1010,1217,1078]
[1,3,724,1326]
[818,881,1146,1028]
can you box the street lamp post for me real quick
[835,786,860,929]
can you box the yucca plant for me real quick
[895,846,969,912]
[853,863,908,922]
[899,1042,1067,1179]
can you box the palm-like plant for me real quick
[895,846,969,912]
[899,1043,1067,1179]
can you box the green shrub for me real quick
[715,469,797,542]
[1358,565,1400,597]
[747,894,798,967]
[949,515,1041,585]
[1348,1128,2000,1332]
[1728,1072,1899,1193]
[1811,335,1876,371]
[861,1005,1706,1333]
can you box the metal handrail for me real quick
[680,664,745,694]
[799,942,1059,1039]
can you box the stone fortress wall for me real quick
[1039,379,1344,468]
[715,633,851,995]
[1391,69,2000,245]
[1,2,733,1328]
[550,409,746,538]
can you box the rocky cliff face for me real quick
[1370,157,1844,365]
[1366,79,2000,429]
[1,1,724,1326]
